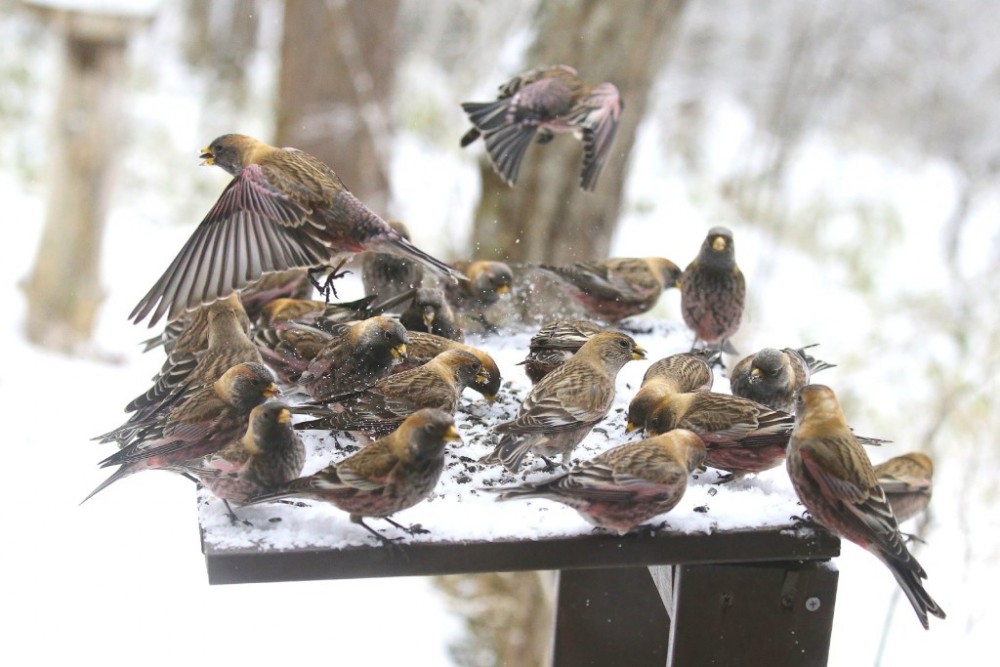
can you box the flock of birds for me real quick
[87,65,943,629]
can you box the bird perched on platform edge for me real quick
[130,133,463,326]
[460,65,623,191]
[786,384,945,629]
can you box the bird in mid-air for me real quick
[460,65,623,191]
[131,134,461,327]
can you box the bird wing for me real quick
[577,83,622,191]
[799,441,913,564]
[498,372,608,434]
[130,164,332,326]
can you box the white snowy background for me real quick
[3,1,998,665]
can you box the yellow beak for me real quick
[391,344,407,361]
[199,146,215,166]
[631,345,647,360]
[277,408,291,425]
[712,237,727,252]
[443,425,462,443]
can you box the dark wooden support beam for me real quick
[663,560,839,667]
[552,566,670,667]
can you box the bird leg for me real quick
[381,516,431,535]
[352,515,403,545]
[222,499,252,527]
[308,259,353,303]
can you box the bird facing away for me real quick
[786,385,945,629]
[626,352,717,433]
[492,429,706,535]
[130,134,461,326]
[399,331,502,401]
[680,226,746,351]
[399,287,464,342]
[490,331,646,473]
[82,362,279,504]
[519,319,605,384]
[245,409,461,542]
[460,64,623,191]
[361,220,425,303]
[294,349,485,436]
[539,257,682,324]
[645,391,795,479]
[182,402,306,505]
[730,344,835,414]
[873,452,934,524]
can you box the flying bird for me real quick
[460,65,623,191]
[130,133,461,326]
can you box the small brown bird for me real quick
[645,391,795,479]
[83,362,279,503]
[787,385,945,629]
[460,65,623,191]
[361,220,424,303]
[443,260,514,333]
[444,260,513,311]
[99,294,261,447]
[245,409,461,541]
[255,317,408,400]
[539,257,682,324]
[131,134,462,326]
[401,331,501,401]
[490,331,646,472]
[680,226,746,352]
[183,402,306,505]
[295,349,485,436]
[626,352,717,433]
[492,429,706,534]
[730,345,835,414]
[399,287,464,342]
[237,269,316,322]
[520,319,605,384]
[873,452,934,524]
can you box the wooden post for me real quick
[21,3,152,351]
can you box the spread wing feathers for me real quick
[130,165,330,327]
[481,120,537,186]
[578,83,622,191]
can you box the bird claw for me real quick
[789,512,816,529]
[308,261,353,303]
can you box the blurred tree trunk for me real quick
[436,571,557,667]
[182,0,260,111]
[22,6,149,352]
[469,0,689,264]
[275,0,400,212]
